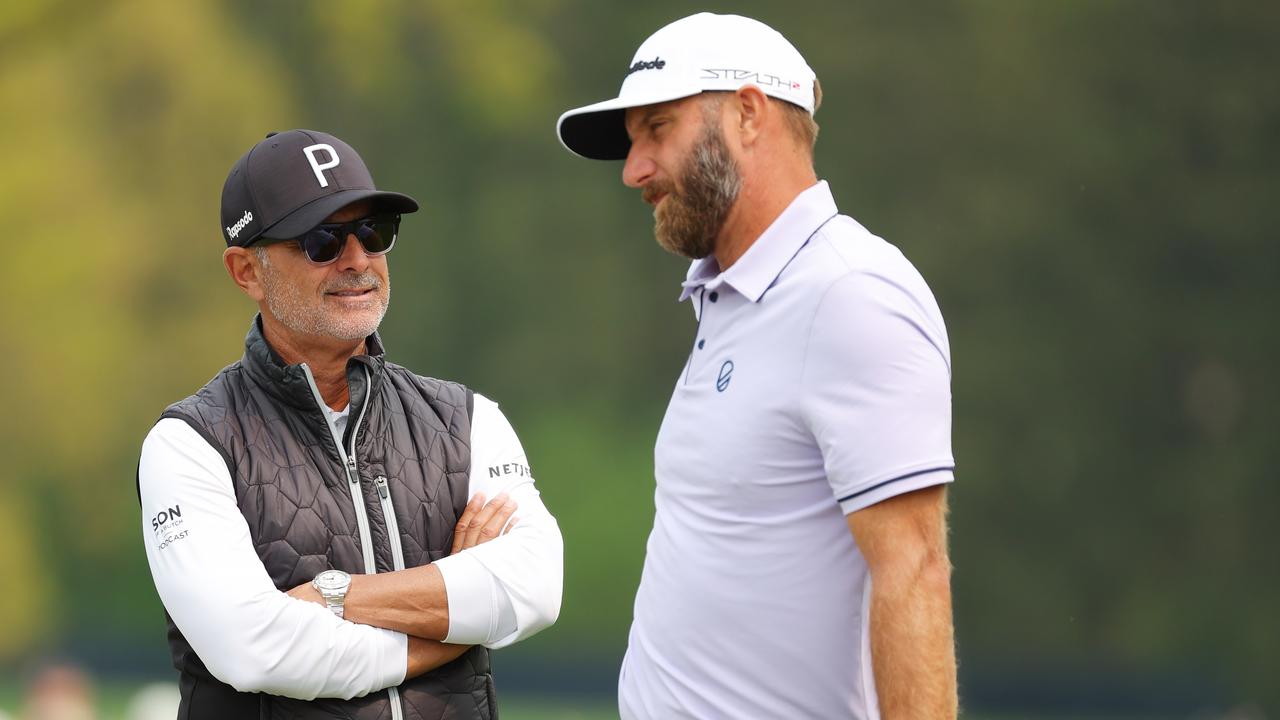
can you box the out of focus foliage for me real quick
[0,0,1275,712]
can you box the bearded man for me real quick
[558,14,957,719]
[139,129,562,720]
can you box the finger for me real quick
[463,493,508,548]
[462,493,509,549]
[503,516,520,535]
[453,493,485,553]
[452,493,486,554]
[476,499,518,544]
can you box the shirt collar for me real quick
[678,181,838,303]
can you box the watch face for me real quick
[314,570,350,592]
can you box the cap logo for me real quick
[226,210,254,240]
[625,57,666,77]
[302,143,341,188]
[701,68,804,92]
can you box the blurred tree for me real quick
[0,0,296,654]
[1,0,1276,712]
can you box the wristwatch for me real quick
[312,569,351,618]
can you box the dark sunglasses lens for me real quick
[299,227,344,264]
[355,218,397,255]
[293,215,399,264]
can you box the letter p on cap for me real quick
[303,143,340,187]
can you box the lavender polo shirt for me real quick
[618,181,954,719]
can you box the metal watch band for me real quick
[325,597,344,618]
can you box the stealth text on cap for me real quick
[701,68,804,91]
[625,57,666,77]
[226,210,254,240]
[303,143,341,188]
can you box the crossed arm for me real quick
[847,484,957,719]
[287,492,519,678]
[141,402,562,700]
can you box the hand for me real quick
[451,492,518,554]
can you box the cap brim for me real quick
[259,189,419,242]
[557,86,704,160]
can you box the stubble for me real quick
[256,248,390,341]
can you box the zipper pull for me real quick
[346,456,358,484]
[375,475,389,499]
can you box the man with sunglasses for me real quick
[139,129,562,720]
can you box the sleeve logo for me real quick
[150,505,189,551]
[488,463,534,479]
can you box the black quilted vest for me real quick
[159,317,495,720]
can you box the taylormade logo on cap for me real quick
[226,210,254,240]
[626,57,667,76]
[556,13,817,160]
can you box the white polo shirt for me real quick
[618,181,954,719]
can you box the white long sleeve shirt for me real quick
[139,393,562,700]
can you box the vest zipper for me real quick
[303,364,378,574]
[302,364,402,720]
[375,476,406,571]
[388,684,404,720]
[375,473,406,720]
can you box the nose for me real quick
[333,233,373,272]
[622,143,655,189]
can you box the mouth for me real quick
[326,287,376,299]
[640,181,670,207]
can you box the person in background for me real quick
[21,664,95,720]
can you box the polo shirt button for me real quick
[709,291,719,302]
[697,339,705,349]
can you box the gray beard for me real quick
[257,250,389,341]
[653,122,743,260]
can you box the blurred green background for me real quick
[1,0,1276,717]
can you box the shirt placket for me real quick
[685,285,726,385]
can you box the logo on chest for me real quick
[716,360,734,392]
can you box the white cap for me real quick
[557,13,816,160]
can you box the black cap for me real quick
[220,129,419,247]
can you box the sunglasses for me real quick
[256,214,400,265]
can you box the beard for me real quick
[258,254,390,341]
[644,120,743,260]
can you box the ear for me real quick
[223,246,267,303]
[733,85,771,148]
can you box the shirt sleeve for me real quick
[799,270,955,515]
[139,418,408,699]
[431,394,564,648]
